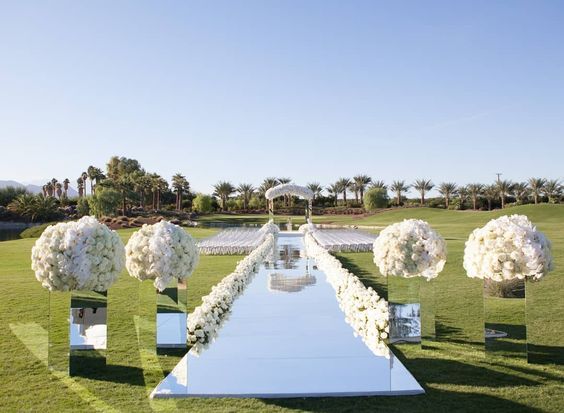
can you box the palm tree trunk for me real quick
[421,194,424,206]
[122,191,127,216]
[501,195,505,209]
[445,196,449,208]
[488,199,492,211]
[472,196,477,210]
[360,189,364,202]
[534,193,538,204]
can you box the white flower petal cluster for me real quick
[305,232,389,358]
[31,216,125,292]
[188,234,275,355]
[259,220,280,235]
[298,222,316,234]
[373,219,446,280]
[463,214,553,281]
[265,184,314,200]
[125,221,199,291]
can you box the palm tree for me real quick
[390,180,409,206]
[413,179,434,206]
[76,177,84,197]
[483,185,498,211]
[512,182,530,204]
[438,182,458,208]
[353,175,372,204]
[172,173,190,211]
[326,183,340,207]
[153,176,168,210]
[258,177,279,197]
[336,178,352,205]
[543,179,562,203]
[496,180,513,209]
[45,182,54,197]
[467,183,484,210]
[87,166,103,195]
[81,172,88,196]
[213,181,235,211]
[62,178,70,198]
[458,185,469,210]
[237,183,255,210]
[133,174,152,209]
[371,180,387,190]
[307,182,323,203]
[528,178,546,204]
[41,185,47,197]
[55,182,63,199]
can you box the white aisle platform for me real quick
[152,233,424,398]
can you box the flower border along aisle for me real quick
[303,227,390,358]
[188,227,276,355]
[31,216,125,375]
[463,214,554,362]
[372,219,447,347]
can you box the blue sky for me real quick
[0,1,563,196]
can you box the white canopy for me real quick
[265,184,314,200]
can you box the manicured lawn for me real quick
[1,206,563,412]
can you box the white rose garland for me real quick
[125,221,199,291]
[31,216,125,292]
[305,232,390,358]
[373,219,447,280]
[265,184,314,200]
[463,214,553,281]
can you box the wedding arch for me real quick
[265,184,314,221]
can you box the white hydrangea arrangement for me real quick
[188,233,275,355]
[125,221,199,291]
[305,232,389,358]
[373,219,447,280]
[31,216,125,292]
[463,214,553,282]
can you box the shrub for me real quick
[20,222,55,238]
[77,197,90,217]
[0,186,29,207]
[88,188,121,218]
[8,194,62,222]
[363,188,389,211]
[192,194,213,214]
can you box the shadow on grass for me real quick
[526,343,564,365]
[73,364,146,386]
[260,387,542,413]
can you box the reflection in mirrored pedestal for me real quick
[484,278,527,360]
[152,233,424,398]
[139,279,188,352]
[49,290,107,375]
[387,277,436,347]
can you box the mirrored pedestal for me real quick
[387,276,435,348]
[484,278,527,360]
[49,290,107,375]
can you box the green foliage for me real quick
[192,194,213,214]
[19,222,54,238]
[0,186,30,207]
[248,195,264,209]
[88,188,121,218]
[363,187,389,210]
[7,194,62,222]
[76,197,90,217]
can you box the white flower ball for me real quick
[373,219,446,280]
[463,214,553,281]
[125,221,199,291]
[31,216,125,292]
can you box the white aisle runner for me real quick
[151,233,424,398]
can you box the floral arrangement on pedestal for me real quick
[125,221,199,291]
[187,233,275,355]
[373,219,447,280]
[304,229,389,357]
[31,216,125,291]
[463,214,553,281]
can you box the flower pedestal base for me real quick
[138,280,188,353]
[157,279,188,350]
[49,290,108,376]
[483,278,527,361]
[387,276,435,348]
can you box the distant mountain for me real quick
[0,180,78,197]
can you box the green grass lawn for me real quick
[1,206,563,412]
